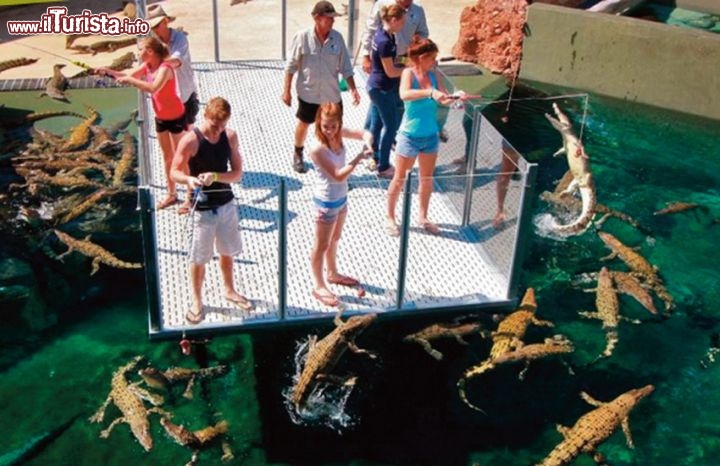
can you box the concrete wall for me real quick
[520,3,720,120]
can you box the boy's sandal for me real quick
[185,310,203,325]
[157,194,178,210]
[312,289,339,307]
[420,222,440,235]
[328,275,359,287]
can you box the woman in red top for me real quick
[100,36,187,209]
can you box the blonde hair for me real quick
[204,97,231,121]
[139,36,168,60]
[314,102,343,147]
[380,4,406,21]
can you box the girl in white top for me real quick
[309,102,372,307]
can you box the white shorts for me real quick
[188,202,243,264]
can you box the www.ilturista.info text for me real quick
[7,7,150,36]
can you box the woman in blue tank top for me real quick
[385,37,456,236]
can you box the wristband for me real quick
[212,172,219,182]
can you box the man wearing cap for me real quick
[147,5,199,129]
[282,1,360,174]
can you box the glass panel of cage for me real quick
[284,176,402,317]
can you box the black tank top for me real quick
[188,127,235,210]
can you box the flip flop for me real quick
[177,200,192,215]
[157,194,178,210]
[420,222,440,235]
[186,310,203,325]
[226,295,254,311]
[385,220,400,237]
[312,289,339,307]
[328,275,359,287]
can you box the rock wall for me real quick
[451,1,585,79]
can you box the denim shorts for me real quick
[395,132,439,158]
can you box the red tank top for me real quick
[143,62,184,120]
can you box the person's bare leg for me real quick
[325,208,347,279]
[188,262,205,322]
[157,131,177,207]
[386,155,416,235]
[311,219,336,301]
[493,148,518,229]
[294,120,310,148]
[219,255,249,305]
[417,152,439,234]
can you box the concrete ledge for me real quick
[520,3,720,120]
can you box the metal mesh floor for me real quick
[145,61,517,333]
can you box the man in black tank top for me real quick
[170,97,253,324]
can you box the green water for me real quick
[1,85,719,466]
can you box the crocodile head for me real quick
[340,313,377,337]
[518,288,536,312]
[627,384,655,402]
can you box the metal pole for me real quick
[395,172,413,310]
[212,0,220,62]
[461,106,481,226]
[347,0,356,54]
[278,178,287,320]
[281,0,287,61]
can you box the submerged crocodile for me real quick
[0,57,38,73]
[39,64,69,102]
[610,270,658,315]
[89,356,168,451]
[160,418,234,463]
[54,189,111,225]
[403,320,484,360]
[291,311,377,411]
[138,364,229,400]
[53,229,142,275]
[579,267,624,359]
[598,231,674,312]
[537,384,654,466]
[112,132,136,186]
[458,336,574,413]
[60,105,99,151]
[458,288,555,412]
[653,201,708,216]
[544,103,596,235]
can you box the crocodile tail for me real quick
[25,110,85,123]
[602,329,618,358]
[457,377,487,414]
[552,184,596,236]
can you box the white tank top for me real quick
[313,144,348,204]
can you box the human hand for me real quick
[188,176,204,190]
[281,90,291,107]
[351,88,360,106]
[362,56,371,74]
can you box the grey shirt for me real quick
[285,27,354,105]
[168,28,197,102]
[361,0,429,57]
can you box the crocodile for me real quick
[53,229,142,275]
[291,311,377,411]
[138,364,229,400]
[89,125,121,153]
[0,57,38,73]
[598,231,674,311]
[54,189,111,225]
[71,37,136,55]
[16,159,112,179]
[160,418,234,463]
[544,103,596,235]
[112,132,136,187]
[403,320,484,360]
[107,109,138,136]
[537,384,654,466]
[458,336,574,413]
[1,110,84,129]
[39,64,69,102]
[653,201,707,216]
[74,51,136,78]
[89,356,168,452]
[610,270,658,315]
[541,177,646,233]
[489,288,554,360]
[16,169,104,194]
[60,105,99,151]
[579,267,622,359]
[65,33,92,49]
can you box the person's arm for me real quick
[414,5,430,40]
[116,63,172,93]
[165,30,188,69]
[223,128,243,184]
[170,131,202,187]
[310,145,368,182]
[282,32,301,106]
[361,2,382,73]
[97,63,145,80]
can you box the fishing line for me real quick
[14,41,95,71]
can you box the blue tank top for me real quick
[398,71,439,138]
